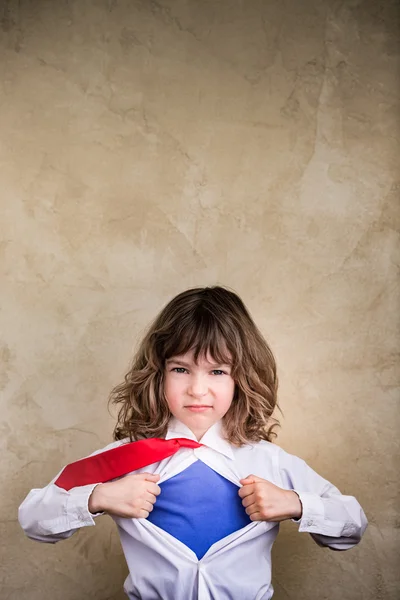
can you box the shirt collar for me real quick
[165,418,234,460]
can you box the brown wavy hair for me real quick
[110,286,280,446]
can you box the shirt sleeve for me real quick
[276,447,368,550]
[18,440,123,544]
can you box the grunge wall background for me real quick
[1,1,399,598]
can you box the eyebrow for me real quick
[166,359,231,368]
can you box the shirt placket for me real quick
[197,562,211,600]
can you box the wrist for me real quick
[289,490,303,520]
[88,484,105,514]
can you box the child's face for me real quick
[164,350,235,441]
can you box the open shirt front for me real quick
[18,418,368,600]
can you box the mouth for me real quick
[185,405,212,412]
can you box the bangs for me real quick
[112,285,279,445]
[160,307,234,366]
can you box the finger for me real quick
[245,503,259,517]
[144,491,158,504]
[147,482,161,496]
[129,472,159,482]
[143,473,161,482]
[142,500,155,513]
[241,493,256,508]
[240,474,263,485]
[240,478,254,485]
[249,511,263,522]
[238,484,254,499]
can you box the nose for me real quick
[188,374,208,398]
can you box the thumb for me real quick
[240,474,263,485]
[144,473,160,482]
[134,472,160,481]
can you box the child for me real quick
[18,286,367,600]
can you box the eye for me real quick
[211,369,226,376]
[171,367,188,374]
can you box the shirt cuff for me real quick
[292,491,325,531]
[65,483,103,528]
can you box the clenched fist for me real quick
[238,474,302,522]
[88,472,161,519]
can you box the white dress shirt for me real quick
[18,418,368,600]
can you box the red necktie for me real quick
[55,437,202,491]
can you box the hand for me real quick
[88,472,161,519]
[238,474,302,522]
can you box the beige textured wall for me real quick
[1,0,399,599]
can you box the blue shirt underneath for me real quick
[146,460,251,559]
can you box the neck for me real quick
[167,417,214,441]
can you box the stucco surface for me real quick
[1,0,399,599]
